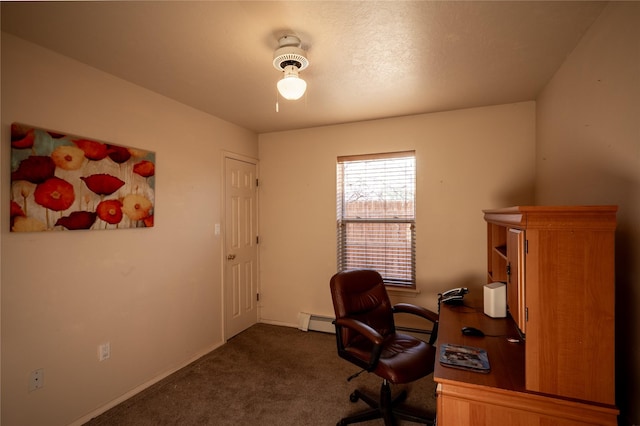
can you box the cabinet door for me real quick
[507,229,526,333]
[525,229,616,405]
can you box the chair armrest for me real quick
[334,317,385,371]
[393,303,440,345]
[335,317,384,345]
[393,303,439,323]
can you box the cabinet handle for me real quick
[227,254,236,260]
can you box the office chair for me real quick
[330,269,439,426]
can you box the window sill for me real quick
[386,286,421,298]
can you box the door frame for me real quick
[221,151,259,341]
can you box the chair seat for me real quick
[345,333,436,384]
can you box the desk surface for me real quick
[433,293,525,391]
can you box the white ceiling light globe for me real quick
[277,65,307,100]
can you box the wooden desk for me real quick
[434,295,619,426]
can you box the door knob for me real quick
[227,254,236,260]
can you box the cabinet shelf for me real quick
[493,245,507,259]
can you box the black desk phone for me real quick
[439,287,469,305]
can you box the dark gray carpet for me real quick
[85,323,437,425]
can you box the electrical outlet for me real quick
[29,368,44,392]
[98,342,110,361]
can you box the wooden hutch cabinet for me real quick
[434,206,618,425]
[484,205,617,405]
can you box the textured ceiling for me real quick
[1,1,607,133]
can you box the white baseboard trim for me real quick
[259,318,298,329]
[68,341,225,426]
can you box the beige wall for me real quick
[258,102,536,325]
[4,2,638,424]
[0,33,258,425]
[535,3,640,424]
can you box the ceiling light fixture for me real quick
[273,35,309,101]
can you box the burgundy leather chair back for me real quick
[330,269,395,355]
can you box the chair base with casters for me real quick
[337,379,435,426]
[330,269,439,426]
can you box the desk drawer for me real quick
[436,382,618,426]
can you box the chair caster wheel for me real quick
[349,391,359,402]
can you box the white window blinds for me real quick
[337,151,416,287]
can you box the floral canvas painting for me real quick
[9,123,155,232]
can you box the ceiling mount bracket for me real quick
[273,35,309,72]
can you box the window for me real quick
[337,151,416,287]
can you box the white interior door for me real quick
[224,156,258,339]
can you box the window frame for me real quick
[336,150,416,288]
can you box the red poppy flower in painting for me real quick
[97,199,123,225]
[11,124,35,149]
[107,145,131,164]
[11,156,56,183]
[73,139,109,161]
[133,160,155,178]
[56,211,97,230]
[10,201,26,228]
[143,215,154,227]
[122,194,152,221]
[80,174,125,196]
[34,177,75,211]
[47,131,66,139]
[10,200,25,219]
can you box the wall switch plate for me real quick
[98,342,110,361]
[29,368,44,392]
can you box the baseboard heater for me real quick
[298,313,335,333]
[298,312,434,339]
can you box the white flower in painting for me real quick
[122,194,152,221]
[51,145,85,170]
[12,216,47,232]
